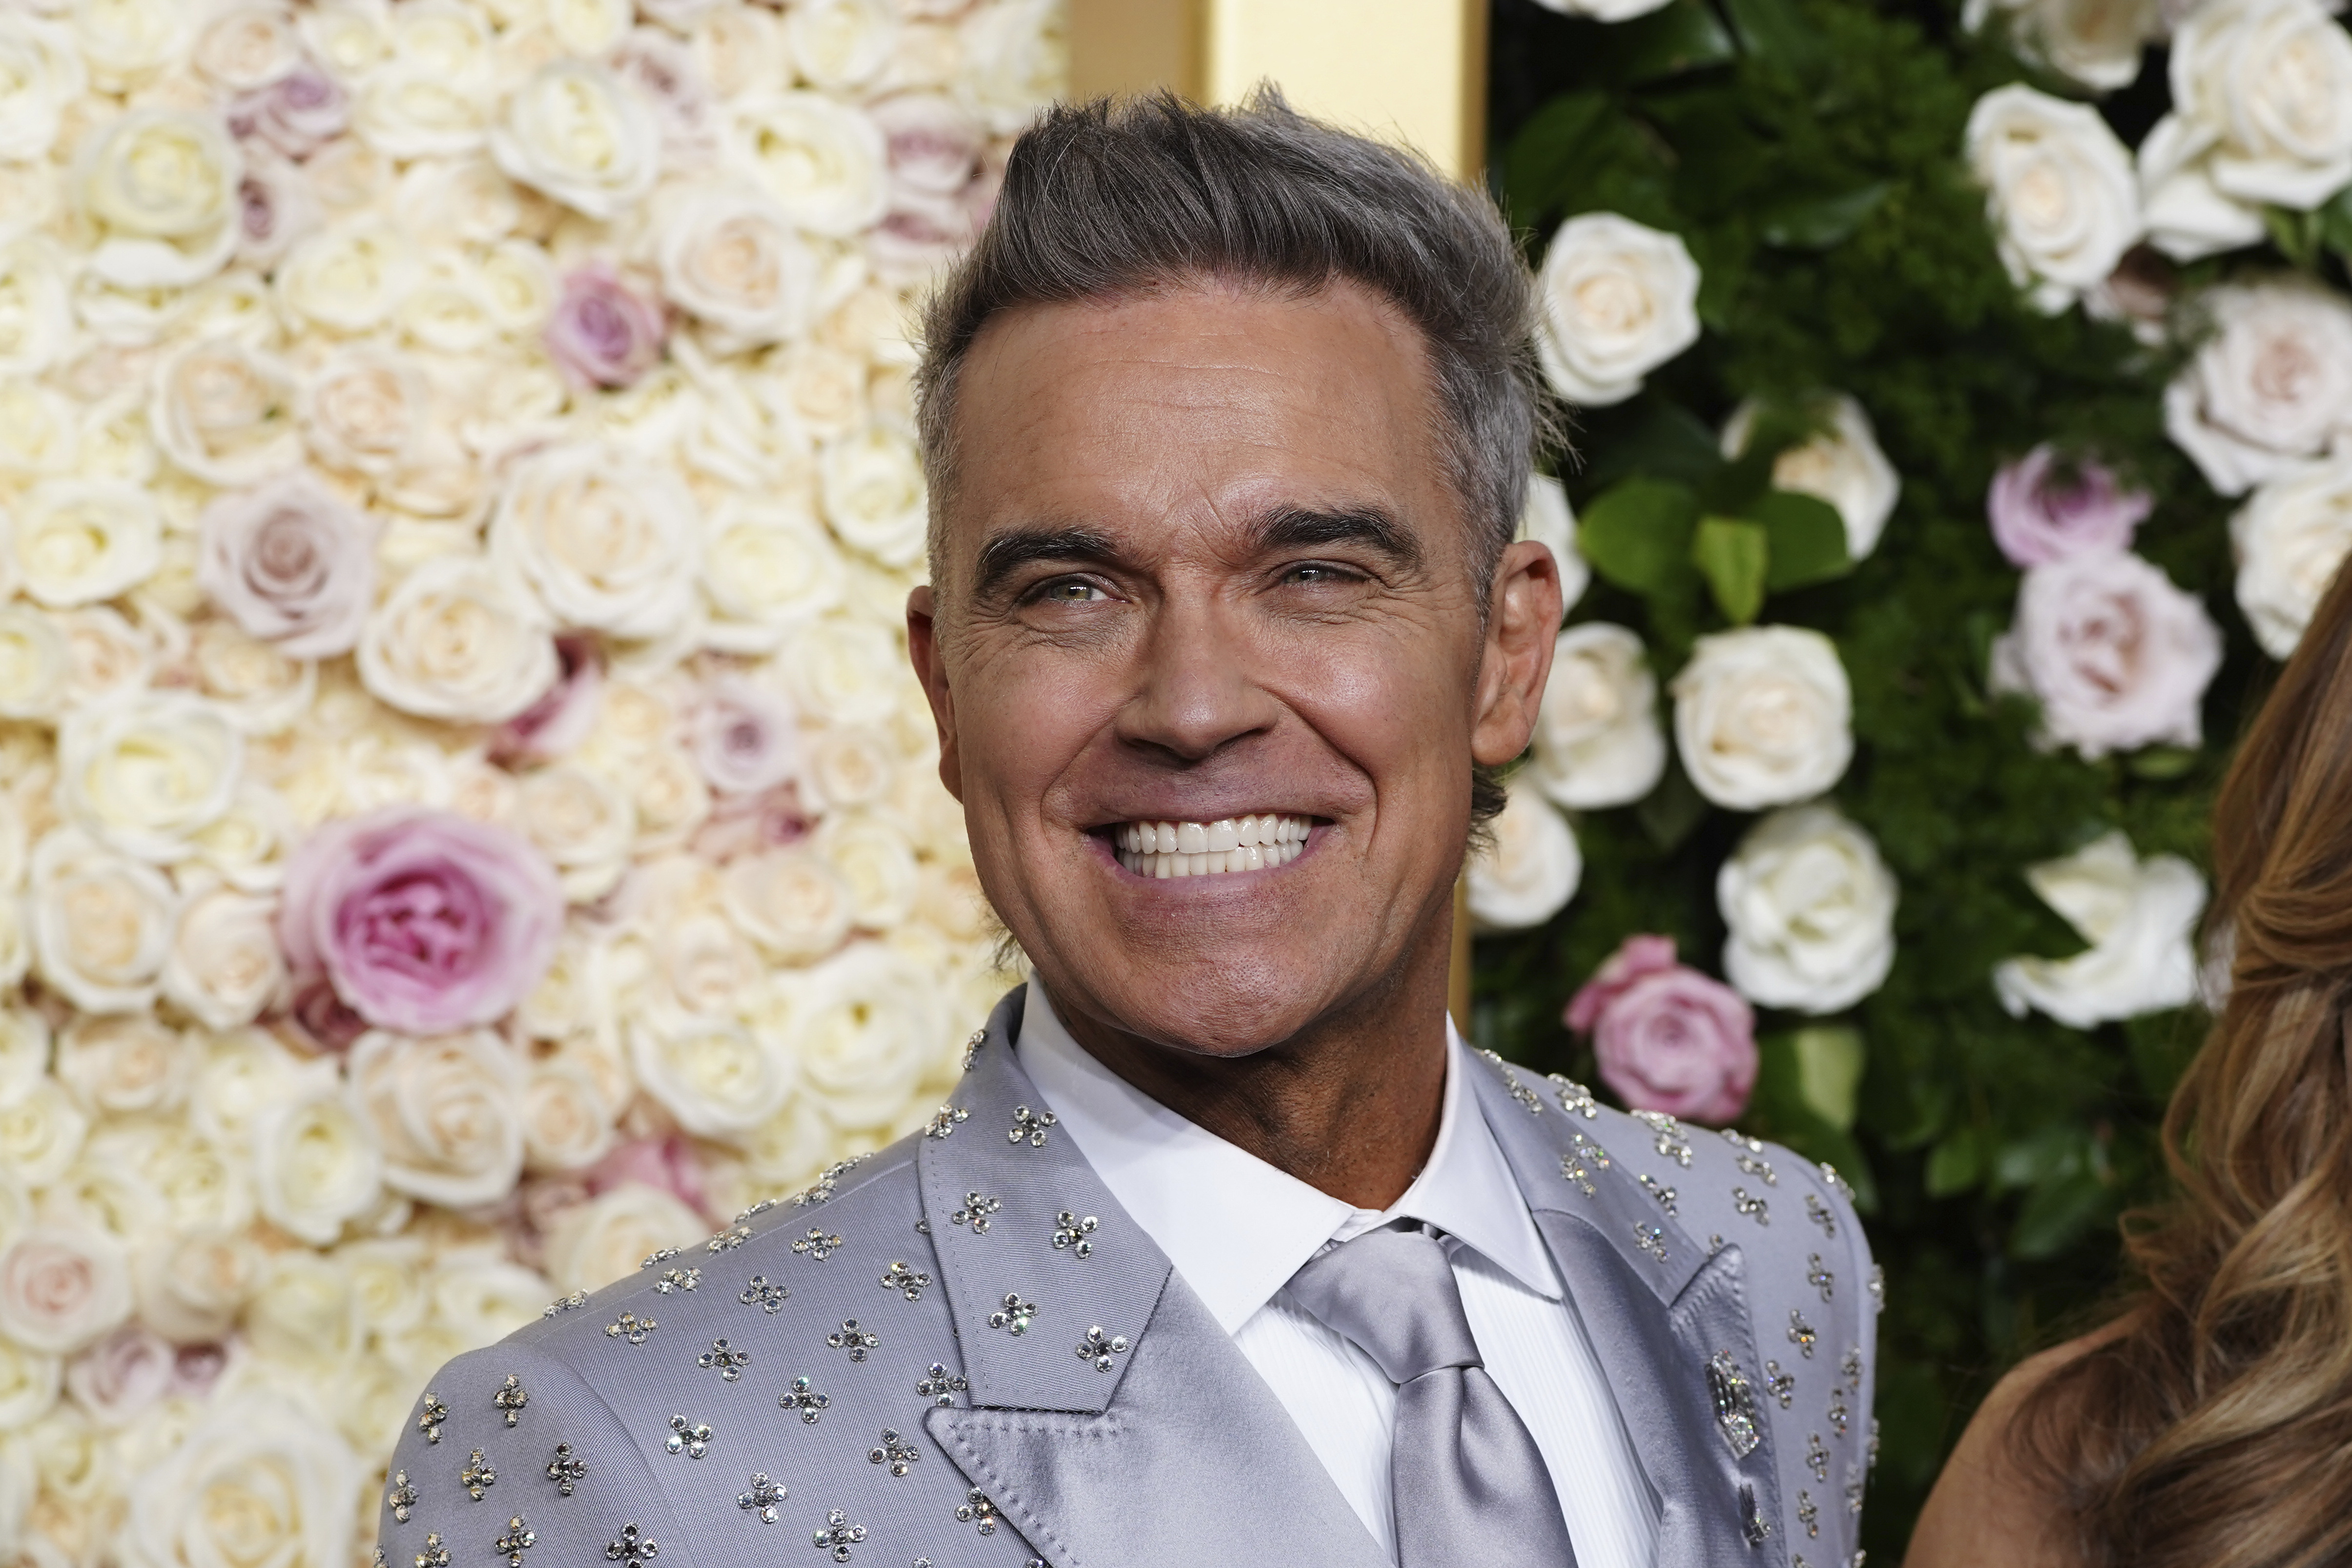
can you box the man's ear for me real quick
[906,584,964,802]
[1470,538,1564,767]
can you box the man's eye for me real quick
[1283,563,1352,586]
[1039,580,1104,603]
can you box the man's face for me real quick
[909,278,1556,1057]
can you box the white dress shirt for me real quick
[1015,978,1661,1568]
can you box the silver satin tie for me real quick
[1286,1222,1580,1568]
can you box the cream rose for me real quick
[781,940,941,1128]
[0,15,85,162]
[1467,776,1582,933]
[76,108,242,288]
[191,618,315,736]
[629,1009,796,1140]
[2162,0,2352,214]
[1717,802,1898,1014]
[53,1014,187,1117]
[301,348,427,476]
[0,1228,131,1355]
[358,554,561,724]
[726,90,889,238]
[0,241,72,379]
[120,1392,358,1568]
[1995,830,2206,1027]
[275,219,413,335]
[58,693,243,861]
[1517,474,1590,611]
[0,605,70,721]
[1721,393,1901,560]
[1965,84,2140,314]
[783,616,906,726]
[187,1028,309,1153]
[355,61,489,160]
[2165,280,2352,497]
[721,845,854,962]
[5,480,162,608]
[1670,625,1855,810]
[655,185,818,352]
[427,1252,551,1352]
[347,1029,526,1210]
[1530,0,1677,20]
[130,1227,257,1343]
[516,764,634,902]
[29,828,176,1015]
[1529,622,1668,810]
[788,0,897,89]
[1534,212,1702,408]
[2231,451,2352,659]
[961,0,1063,134]
[820,425,927,566]
[69,0,192,93]
[249,1075,383,1245]
[489,443,703,640]
[700,502,847,653]
[521,1055,617,1173]
[148,339,303,487]
[0,1336,59,1429]
[817,810,921,930]
[1964,0,2164,91]
[0,1081,88,1187]
[159,882,284,1030]
[193,5,301,92]
[491,60,661,220]
[540,1180,705,1296]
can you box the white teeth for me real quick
[1112,815,1314,879]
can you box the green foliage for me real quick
[1479,0,2273,1554]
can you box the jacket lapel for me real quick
[919,988,1385,1568]
[1469,1054,1782,1563]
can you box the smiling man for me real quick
[382,95,1877,1568]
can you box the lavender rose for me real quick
[279,806,564,1036]
[491,634,604,766]
[226,65,349,160]
[545,264,667,391]
[1989,550,2224,758]
[1565,934,1757,1125]
[1986,445,2152,566]
[687,675,801,796]
[196,473,379,659]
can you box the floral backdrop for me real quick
[1471,0,2352,1550]
[0,1,1055,1565]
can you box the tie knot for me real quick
[1284,1223,1482,1384]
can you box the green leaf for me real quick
[1598,0,1737,83]
[1757,183,1892,249]
[1788,1025,1865,1130]
[2264,203,2324,270]
[1716,0,1827,76]
[1635,757,1711,851]
[1692,516,1770,624]
[1751,490,1852,591]
[2126,746,2199,780]
[1577,398,1726,492]
[1501,92,1613,225]
[2010,1173,2111,1261]
[1578,478,1700,593]
[1923,1128,1981,1197]
[2320,183,2352,260]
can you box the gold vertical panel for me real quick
[1204,0,1485,179]
[1067,0,1206,102]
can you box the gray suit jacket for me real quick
[379,987,1877,1568]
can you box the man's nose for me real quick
[1114,591,1278,764]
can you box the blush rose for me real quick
[1565,934,1758,1125]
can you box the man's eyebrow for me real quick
[972,525,1122,596]
[1252,503,1423,569]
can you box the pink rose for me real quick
[64,1323,176,1425]
[1566,935,1757,1125]
[280,807,564,1035]
[611,29,716,166]
[689,781,812,862]
[687,676,800,796]
[227,65,349,159]
[197,473,379,659]
[1987,445,2152,567]
[1989,550,2223,759]
[545,265,667,392]
[234,154,318,269]
[589,1134,712,1222]
[491,634,604,766]
[870,93,985,200]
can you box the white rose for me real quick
[0,15,85,162]
[4,480,161,608]
[1964,0,2164,90]
[192,619,316,736]
[783,940,942,1128]
[2164,280,2352,497]
[187,1027,308,1152]
[2231,451,2352,659]
[1670,625,1854,810]
[1534,212,1701,408]
[299,0,390,81]
[186,783,294,894]
[1529,0,1676,20]
[820,425,928,566]
[817,810,921,930]
[783,616,906,726]
[1988,549,2223,758]
[58,693,242,862]
[60,604,158,706]
[147,339,303,487]
[300,347,427,476]
[69,0,192,93]
[540,1181,704,1296]
[544,0,631,55]
[275,220,414,335]
[355,61,489,160]
[29,828,176,1015]
[1717,802,1898,1013]
[806,726,897,812]
[249,1078,382,1245]
[1720,393,1901,560]
[159,882,283,1030]
[122,1391,355,1568]
[1516,474,1589,611]
[358,553,560,724]
[721,845,854,962]
[1467,776,1582,933]
[516,764,634,902]
[76,109,241,289]
[0,1008,42,1103]
[629,1009,795,1139]
[691,4,786,101]
[491,60,661,220]
[700,502,847,653]
[0,1337,58,1429]
[93,1118,252,1236]
[347,1029,526,1210]
[1995,830,2206,1027]
[0,1081,87,1188]
[130,1227,257,1343]
[489,444,703,640]
[2164,0,2352,214]
[0,242,73,379]
[0,382,77,482]
[1965,84,2140,313]
[1529,622,1668,809]
[54,1014,187,1116]
[193,5,301,91]
[654,185,817,352]
[0,606,67,722]
[726,91,888,238]
[392,158,520,247]
[787,0,896,89]
[0,1228,131,1354]
[338,1237,428,1338]
[427,1251,550,1353]
[959,0,1064,134]
[521,1055,617,1173]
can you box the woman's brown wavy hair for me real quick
[2017,557,2352,1566]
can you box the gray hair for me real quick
[913,89,1548,590]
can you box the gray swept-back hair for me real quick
[913,89,1548,593]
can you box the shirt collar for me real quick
[1014,976,1562,1335]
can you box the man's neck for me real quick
[1048,951,1451,1211]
